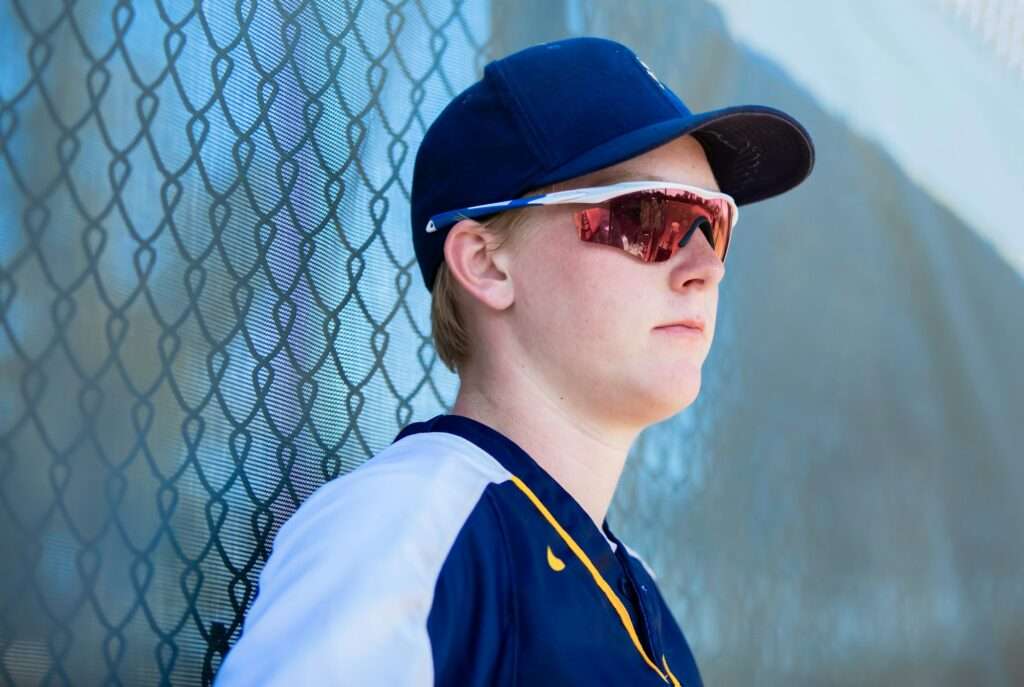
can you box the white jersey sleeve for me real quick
[214,433,513,686]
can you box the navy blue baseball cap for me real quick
[410,35,815,292]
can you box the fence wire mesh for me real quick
[0,1,511,683]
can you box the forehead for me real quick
[551,135,720,193]
[582,169,716,190]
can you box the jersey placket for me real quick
[615,546,662,664]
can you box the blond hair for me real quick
[430,183,557,374]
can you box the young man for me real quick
[217,36,814,686]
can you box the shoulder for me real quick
[269,431,511,559]
[259,430,514,606]
[217,431,514,685]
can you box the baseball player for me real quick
[216,36,814,686]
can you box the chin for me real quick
[661,385,701,421]
[626,373,702,427]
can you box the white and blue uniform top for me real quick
[216,413,704,686]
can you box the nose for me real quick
[668,227,725,291]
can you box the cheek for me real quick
[516,244,644,354]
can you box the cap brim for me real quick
[532,104,815,206]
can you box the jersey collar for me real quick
[394,413,626,578]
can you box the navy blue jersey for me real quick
[216,413,703,686]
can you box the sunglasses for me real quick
[426,180,739,264]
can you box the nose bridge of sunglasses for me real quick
[677,215,712,249]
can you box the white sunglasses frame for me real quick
[424,179,740,235]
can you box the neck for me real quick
[451,358,640,530]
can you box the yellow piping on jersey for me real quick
[662,654,682,686]
[509,474,683,686]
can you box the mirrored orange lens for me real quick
[573,189,733,263]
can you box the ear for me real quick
[442,218,515,311]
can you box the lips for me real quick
[654,318,705,332]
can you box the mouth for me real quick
[654,318,705,334]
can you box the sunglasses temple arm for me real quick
[425,193,555,234]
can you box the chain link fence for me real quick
[0,1,504,682]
